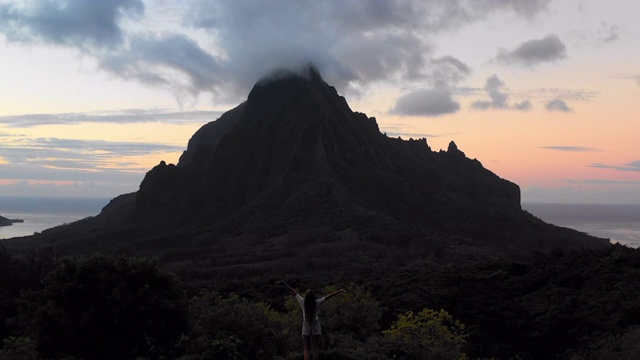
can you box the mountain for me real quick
[3,66,607,258]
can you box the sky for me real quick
[0,0,639,204]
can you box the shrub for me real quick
[182,291,290,359]
[383,308,467,360]
[32,255,188,360]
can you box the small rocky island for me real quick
[0,214,23,227]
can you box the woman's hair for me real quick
[304,291,317,326]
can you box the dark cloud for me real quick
[0,0,143,49]
[471,74,507,110]
[429,56,472,87]
[514,100,532,111]
[591,161,640,173]
[539,146,598,152]
[0,1,552,102]
[471,74,536,111]
[546,99,571,112]
[182,0,550,96]
[497,34,567,67]
[390,55,472,117]
[100,34,224,96]
[0,109,221,128]
[391,88,460,117]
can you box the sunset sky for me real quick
[0,0,638,204]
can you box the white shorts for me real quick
[302,319,322,336]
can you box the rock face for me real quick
[97,66,598,249]
[130,67,520,233]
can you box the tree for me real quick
[383,308,467,360]
[181,291,289,360]
[32,255,188,360]
[313,283,383,341]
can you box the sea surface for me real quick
[523,203,640,248]
[1,197,639,247]
[0,196,110,240]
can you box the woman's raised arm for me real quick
[323,288,346,300]
[278,280,299,295]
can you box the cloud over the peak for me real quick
[0,0,553,103]
[496,34,567,67]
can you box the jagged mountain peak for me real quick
[2,66,608,263]
[134,69,527,238]
[32,69,605,254]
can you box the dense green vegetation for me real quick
[2,243,640,359]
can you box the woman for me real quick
[279,281,346,360]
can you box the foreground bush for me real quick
[383,308,467,360]
[180,291,290,360]
[31,255,188,360]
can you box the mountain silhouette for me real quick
[0,215,22,227]
[4,66,607,256]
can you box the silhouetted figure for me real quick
[279,281,346,360]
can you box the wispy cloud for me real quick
[383,131,443,139]
[610,74,640,87]
[560,179,640,185]
[599,23,620,43]
[539,146,598,152]
[0,109,222,128]
[523,88,599,101]
[0,134,184,196]
[591,161,640,173]
[0,136,184,174]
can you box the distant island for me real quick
[0,214,24,227]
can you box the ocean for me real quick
[0,196,110,240]
[523,203,640,248]
[1,197,639,247]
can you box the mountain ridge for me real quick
[3,66,608,257]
